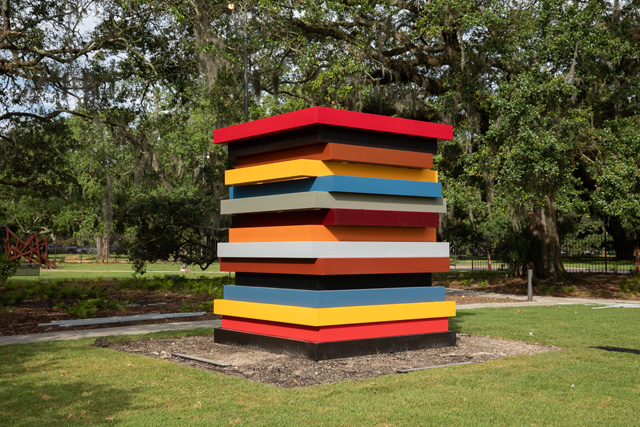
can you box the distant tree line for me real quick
[1,0,638,279]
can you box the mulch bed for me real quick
[1,273,636,337]
[0,286,218,336]
[438,273,640,301]
[0,293,510,337]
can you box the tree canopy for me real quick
[1,0,639,279]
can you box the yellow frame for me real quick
[225,159,438,186]
[214,299,455,326]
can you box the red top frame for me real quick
[213,107,453,144]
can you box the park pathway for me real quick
[0,320,221,346]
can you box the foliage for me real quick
[1,0,232,266]
[57,296,123,318]
[0,288,30,307]
[0,119,81,240]
[116,274,231,298]
[538,283,556,296]
[0,0,194,125]
[474,279,488,290]
[2,0,639,280]
[34,281,61,300]
[240,0,640,280]
[132,259,148,277]
[618,277,639,294]
[117,184,227,270]
[57,299,99,319]
[189,276,229,299]
[2,273,231,315]
[0,253,19,285]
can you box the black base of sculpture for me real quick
[214,328,456,361]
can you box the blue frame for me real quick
[223,285,446,308]
[229,175,442,199]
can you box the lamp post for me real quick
[228,2,249,120]
[201,151,210,182]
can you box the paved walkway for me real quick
[446,288,638,310]
[0,320,221,346]
[1,289,637,346]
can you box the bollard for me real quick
[527,269,533,301]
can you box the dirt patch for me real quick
[108,334,559,388]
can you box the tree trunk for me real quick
[192,0,227,89]
[607,218,636,261]
[97,173,113,262]
[96,235,110,262]
[528,195,565,280]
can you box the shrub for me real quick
[538,283,556,295]
[619,278,639,294]
[35,281,60,299]
[59,284,83,299]
[189,276,232,299]
[58,297,120,318]
[0,292,10,307]
[132,259,147,277]
[58,300,99,318]
[87,283,108,298]
[476,279,489,290]
[118,277,139,289]
[198,301,214,312]
[0,253,19,285]
[180,301,195,312]
[140,277,174,291]
[0,288,28,307]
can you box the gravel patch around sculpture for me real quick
[107,334,559,388]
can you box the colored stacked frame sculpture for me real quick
[213,107,456,360]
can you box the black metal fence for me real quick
[561,235,639,274]
[449,244,510,272]
[47,253,130,264]
[449,238,640,274]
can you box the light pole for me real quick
[228,2,249,120]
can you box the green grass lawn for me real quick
[1,304,638,426]
[9,262,230,282]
